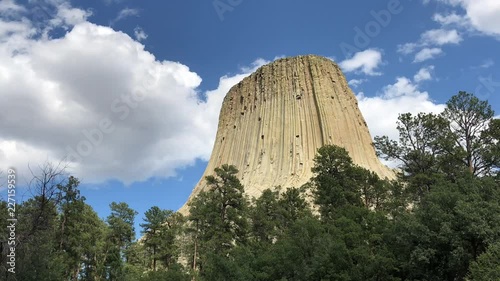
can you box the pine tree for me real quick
[188,164,249,277]
[106,202,138,280]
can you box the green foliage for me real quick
[140,206,185,271]
[387,175,500,281]
[106,201,138,280]
[140,206,170,271]
[468,242,500,281]
[278,187,312,225]
[374,112,450,184]
[250,186,311,244]
[188,164,249,278]
[311,145,391,219]
[142,265,190,281]
[311,145,364,218]
[108,201,138,249]
[57,176,97,279]
[155,212,185,269]
[442,91,496,175]
[14,197,64,281]
[188,165,249,249]
[250,188,282,243]
[374,92,499,190]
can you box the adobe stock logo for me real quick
[475,75,500,100]
[339,0,404,58]
[213,0,243,21]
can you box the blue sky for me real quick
[1,0,499,236]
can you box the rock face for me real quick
[178,55,394,214]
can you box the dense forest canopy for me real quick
[1,92,499,281]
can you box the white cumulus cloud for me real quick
[413,65,435,82]
[0,0,26,15]
[397,28,461,63]
[432,13,468,27]
[421,29,463,45]
[134,26,147,41]
[414,48,443,63]
[357,73,445,143]
[348,78,367,88]
[111,7,139,25]
[0,1,268,185]
[430,0,500,38]
[457,0,500,37]
[339,49,383,76]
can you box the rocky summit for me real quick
[179,55,394,214]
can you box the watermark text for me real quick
[6,168,17,274]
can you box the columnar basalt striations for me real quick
[178,55,394,214]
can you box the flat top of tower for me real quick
[224,54,345,98]
[241,54,343,82]
[271,54,338,65]
[246,54,341,79]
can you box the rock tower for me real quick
[179,55,394,214]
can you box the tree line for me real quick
[0,91,499,280]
